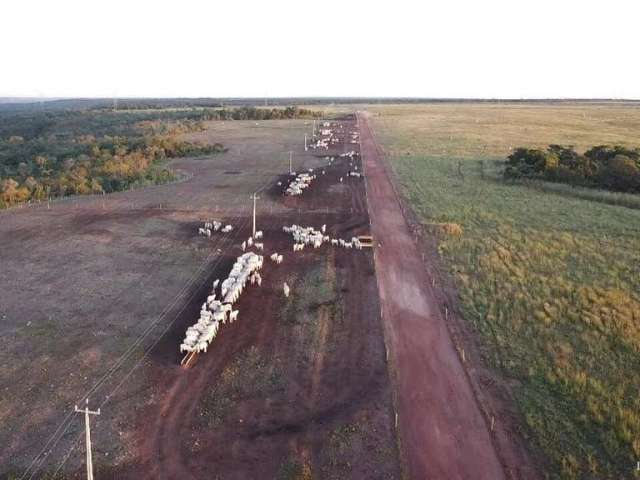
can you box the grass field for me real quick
[369,103,640,479]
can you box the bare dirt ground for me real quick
[358,111,512,479]
[1,118,401,479]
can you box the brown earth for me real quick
[1,118,401,479]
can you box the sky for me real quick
[2,0,639,99]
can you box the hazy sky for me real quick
[2,0,639,99]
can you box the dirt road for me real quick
[358,112,506,480]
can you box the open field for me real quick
[368,103,640,479]
[1,117,400,479]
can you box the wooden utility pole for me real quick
[74,399,100,480]
[289,151,293,174]
[252,192,260,237]
[304,134,308,151]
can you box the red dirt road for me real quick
[359,112,506,480]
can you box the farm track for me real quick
[358,111,507,479]
[107,117,400,479]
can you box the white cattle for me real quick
[230,310,239,323]
[255,242,264,251]
[283,282,290,298]
[241,241,246,251]
[255,231,263,239]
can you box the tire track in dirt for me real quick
[358,111,506,480]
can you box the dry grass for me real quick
[370,102,640,480]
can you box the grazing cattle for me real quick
[283,282,290,298]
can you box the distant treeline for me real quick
[0,106,322,208]
[504,145,640,193]
[2,97,640,113]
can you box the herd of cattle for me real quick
[182,120,365,358]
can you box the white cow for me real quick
[283,282,290,298]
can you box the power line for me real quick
[25,179,271,478]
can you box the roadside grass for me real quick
[277,459,313,480]
[370,104,640,479]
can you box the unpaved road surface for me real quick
[359,112,506,480]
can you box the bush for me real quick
[504,144,640,193]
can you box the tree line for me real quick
[504,145,640,193]
[0,106,322,208]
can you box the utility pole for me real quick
[312,119,316,137]
[252,192,259,237]
[74,399,100,480]
[304,134,308,151]
[289,151,293,174]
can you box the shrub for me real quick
[504,144,640,194]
